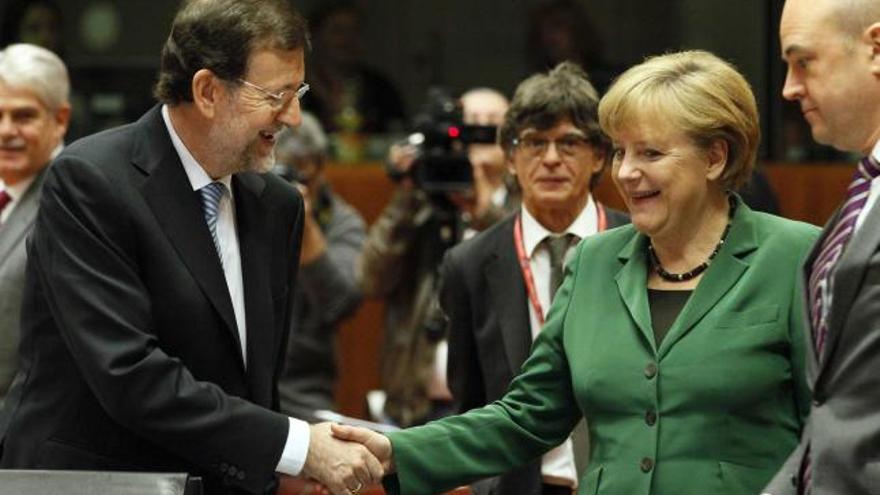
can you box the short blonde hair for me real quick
[599,50,759,189]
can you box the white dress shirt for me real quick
[161,105,309,476]
[520,196,599,488]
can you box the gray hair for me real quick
[275,112,329,160]
[0,43,70,111]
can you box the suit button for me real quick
[219,462,229,473]
[812,397,823,407]
[236,470,246,481]
[645,410,657,426]
[228,466,237,477]
[640,457,654,473]
[644,362,658,379]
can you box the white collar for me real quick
[161,104,232,192]
[520,196,597,258]
[872,140,880,163]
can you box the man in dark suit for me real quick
[765,0,880,493]
[440,62,628,495]
[0,1,381,494]
[0,43,70,408]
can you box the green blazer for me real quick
[387,200,819,495]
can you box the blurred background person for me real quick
[304,1,406,135]
[0,43,70,409]
[337,50,819,495]
[441,62,628,495]
[275,112,367,420]
[526,0,616,92]
[0,0,63,55]
[359,86,513,428]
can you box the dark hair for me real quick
[154,0,310,105]
[499,61,609,189]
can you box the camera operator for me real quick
[274,112,367,420]
[359,87,512,427]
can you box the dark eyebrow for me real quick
[783,43,806,60]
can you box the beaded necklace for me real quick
[647,195,736,283]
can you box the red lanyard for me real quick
[513,204,607,326]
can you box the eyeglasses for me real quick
[512,135,591,159]
[237,78,310,111]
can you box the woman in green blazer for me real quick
[332,50,819,495]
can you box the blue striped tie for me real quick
[199,181,226,262]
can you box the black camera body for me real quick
[402,89,497,193]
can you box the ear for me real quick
[52,103,71,140]
[705,138,728,181]
[191,69,223,118]
[505,151,517,176]
[866,22,880,76]
[589,146,607,175]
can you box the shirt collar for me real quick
[161,104,232,192]
[520,195,597,258]
[872,140,880,163]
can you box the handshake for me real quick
[283,423,393,495]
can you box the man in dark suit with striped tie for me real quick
[765,1,880,494]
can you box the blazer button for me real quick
[645,410,657,426]
[640,457,654,473]
[644,362,658,379]
[228,466,238,477]
[236,470,246,481]
[219,462,229,473]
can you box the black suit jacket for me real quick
[440,206,628,495]
[0,106,304,495]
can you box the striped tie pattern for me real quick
[199,181,226,262]
[808,155,880,357]
[802,155,880,494]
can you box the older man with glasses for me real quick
[433,62,629,495]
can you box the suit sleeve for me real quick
[439,249,487,413]
[33,156,290,494]
[385,246,585,495]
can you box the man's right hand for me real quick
[330,424,394,473]
[301,422,384,495]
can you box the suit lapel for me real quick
[614,233,655,352]
[134,107,242,367]
[234,173,275,403]
[658,201,756,358]
[819,199,880,378]
[485,218,533,375]
[0,167,46,264]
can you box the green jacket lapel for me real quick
[658,200,758,359]
[615,233,655,352]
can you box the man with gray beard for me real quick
[0,1,383,494]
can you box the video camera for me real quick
[390,88,497,193]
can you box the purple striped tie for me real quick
[808,154,880,357]
[801,154,880,493]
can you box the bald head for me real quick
[830,0,880,40]
[461,88,509,126]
